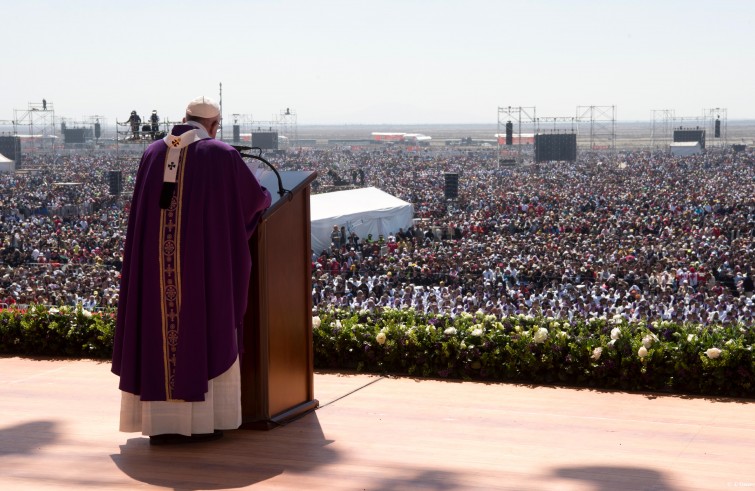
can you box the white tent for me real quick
[670,141,701,157]
[310,187,414,253]
[0,153,14,172]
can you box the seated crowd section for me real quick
[0,146,753,326]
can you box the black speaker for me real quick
[444,173,458,199]
[0,136,21,161]
[232,125,240,143]
[505,121,513,146]
[108,170,122,195]
[94,122,101,139]
[714,119,721,138]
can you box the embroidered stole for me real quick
[158,129,205,400]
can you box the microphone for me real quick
[232,145,287,197]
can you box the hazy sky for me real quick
[2,0,753,125]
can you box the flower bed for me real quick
[314,308,755,398]
[1,305,752,398]
[0,306,114,359]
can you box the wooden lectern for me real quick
[241,170,318,429]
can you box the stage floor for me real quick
[1,357,753,490]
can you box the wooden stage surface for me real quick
[1,356,753,490]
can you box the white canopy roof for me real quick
[0,153,13,163]
[310,187,414,253]
[670,142,700,147]
[670,141,701,156]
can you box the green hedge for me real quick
[2,305,753,398]
[314,308,755,398]
[0,306,114,359]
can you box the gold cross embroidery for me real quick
[171,138,181,147]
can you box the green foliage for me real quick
[2,304,753,399]
[0,305,114,359]
[313,309,755,398]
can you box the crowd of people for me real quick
[0,143,753,326]
[0,152,131,309]
[295,146,755,326]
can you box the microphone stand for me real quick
[233,145,288,197]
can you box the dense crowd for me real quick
[0,143,752,326]
[285,146,755,326]
[0,153,132,309]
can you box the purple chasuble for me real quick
[112,124,271,401]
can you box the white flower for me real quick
[687,334,697,343]
[312,316,321,329]
[444,327,457,336]
[533,327,549,344]
[48,307,60,314]
[725,339,734,346]
[705,348,722,359]
[642,335,654,349]
[334,320,342,328]
[460,341,467,349]
[558,331,569,339]
[610,327,621,340]
[375,332,386,345]
[609,339,617,346]
[471,328,483,337]
[81,309,92,318]
[638,346,648,358]
[591,347,603,361]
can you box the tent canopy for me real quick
[670,141,701,156]
[0,153,14,172]
[310,187,414,253]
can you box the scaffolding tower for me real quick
[576,105,616,152]
[14,101,57,153]
[278,107,298,147]
[536,116,576,134]
[650,109,675,148]
[248,108,299,149]
[703,107,727,147]
[497,106,536,165]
